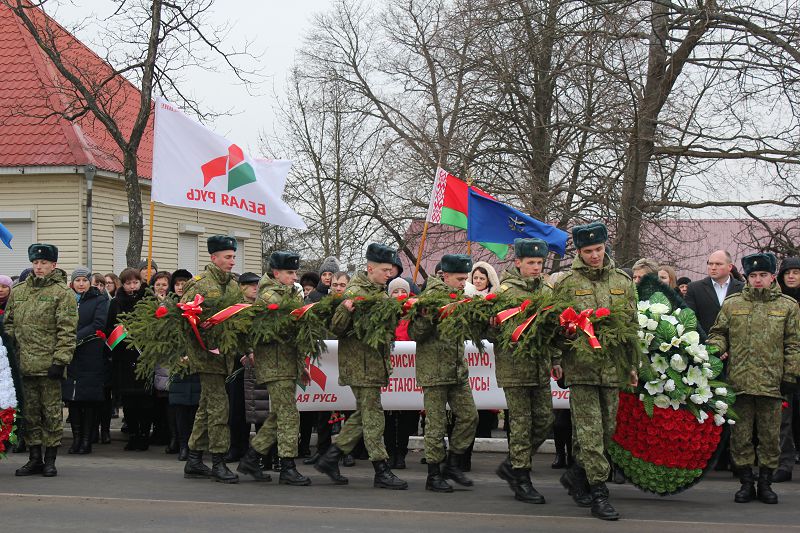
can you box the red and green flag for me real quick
[106,325,128,350]
[425,168,508,258]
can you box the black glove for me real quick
[47,363,65,381]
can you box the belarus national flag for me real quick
[425,167,508,258]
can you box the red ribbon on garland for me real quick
[510,305,553,343]
[560,307,601,349]
[401,298,418,315]
[200,303,252,329]
[177,294,207,350]
[290,302,317,319]
[495,299,531,324]
[438,298,472,318]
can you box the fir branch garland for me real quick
[294,295,342,358]
[247,296,301,348]
[350,295,402,352]
[496,291,567,359]
[438,294,503,352]
[121,295,187,380]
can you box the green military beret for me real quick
[28,243,58,262]
[571,221,608,250]
[742,252,777,276]
[514,238,549,259]
[365,243,397,264]
[441,254,472,273]
[269,250,301,271]
[207,235,237,254]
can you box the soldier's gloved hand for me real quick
[47,363,65,381]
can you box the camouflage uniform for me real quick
[4,268,77,447]
[495,266,556,470]
[707,284,800,469]
[408,276,478,463]
[329,271,390,461]
[554,255,637,485]
[250,274,304,458]
[181,264,241,454]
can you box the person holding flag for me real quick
[494,238,561,504]
[181,235,242,484]
[237,251,312,486]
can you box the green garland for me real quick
[247,296,301,347]
[438,295,504,352]
[121,293,187,379]
[294,295,342,358]
[351,295,403,352]
[496,291,567,360]
[196,289,253,357]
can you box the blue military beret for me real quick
[514,238,548,259]
[440,254,472,273]
[207,235,237,254]
[28,243,58,262]
[365,243,397,264]
[269,251,301,271]
[742,252,777,276]
[571,221,608,250]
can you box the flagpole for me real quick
[413,160,442,284]
[145,200,155,283]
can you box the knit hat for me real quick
[137,260,158,271]
[0,275,12,288]
[71,266,92,282]
[319,256,340,275]
[387,277,410,296]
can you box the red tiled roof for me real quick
[0,4,153,177]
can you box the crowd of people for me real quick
[1,223,799,522]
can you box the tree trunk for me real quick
[124,151,145,267]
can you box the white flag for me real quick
[151,98,306,229]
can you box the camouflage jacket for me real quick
[4,268,77,376]
[180,263,242,376]
[707,284,800,399]
[554,255,637,387]
[330,271,391,387]
[493,266,556,388]
[253,274,304,384]
[407,276,469,388]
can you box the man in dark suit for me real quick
[685,250,745,334]
[684,249,744,472]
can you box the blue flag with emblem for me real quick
[466,190,569,256]
[0,221,12,249]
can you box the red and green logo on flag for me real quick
[106,325,128,350]
[425,168,508,258]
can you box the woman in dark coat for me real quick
[63,267,109,455]
[107,268,152,451]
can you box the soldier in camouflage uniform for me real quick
[493,238,559,504]
[182,235,242,483]
[315,243,408,489]
[5,243,77,477]
[237,251,311,486]
[554,222,638,521]
[408,254,478,493]
[707,252,800,504]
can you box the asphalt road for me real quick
[1,435,799,532]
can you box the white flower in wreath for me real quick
[714,413,726,426]
[670,354,687,372]
[664,379,676,392]
[676,324,685,336]
[714,400,728,414]
[649,303,670,316]
[638,313,649,328]
[714,387,728,396]
[637,301,651,312]
[654,394,671,409]
[670,398,681,410]
[651,354,669,374]
[644,332,655,346]
[670,336,682,347]
[690,385,713,404]
[646,319,659,331]
[698,410,709,423]
[685,365,705,386]
[680,331,700,346]
[637,329,645,340]
[659,342,672,353]
[728,419,736,425]
[662,315,679,326]
[645,380,665,395]
[702,367,713,378]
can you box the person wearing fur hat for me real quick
[707,252,800,504]
[554,222,638,520]
[774,257,800,482]
[5,244,77,477]
[409,253,479,493]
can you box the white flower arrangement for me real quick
[0,336,17,410]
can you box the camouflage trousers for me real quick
[251,379,299,458]
[22,376,63,447]
[423,381,478,464]
[188,373,229,454]
[570,385,618,485]
[334,386,389,461]
[731,394,782,470]
[506,385,554,470]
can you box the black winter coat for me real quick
[62,287,108,402]
[244,364,269,425]
[107,286,151,397]
[168,373,201,406]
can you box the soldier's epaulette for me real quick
[543,280,554,290]
[614,268,632,281]
[777,293,798,305]
[722,292,742,302]
[497,283,511,294]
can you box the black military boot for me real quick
[68,410,82,454]
[184,450,212,479]
[236,448,272,482]
[496,456,515,488]
[178,446,189,462]
[590,482,619,520]
[757,467,778,504]
[442,451,473,487]
[42,447,59,477]
[211,453,239,483]
[303,451,321,465]
[78,407,94,454]
[512,468,545,504]
[734,467,756,503]
[280,457,312,486]
[426,462,453,492]
[314,444,348,485]
[372,460,408,490]
[15,445,44,476]
[560,465,592,507]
